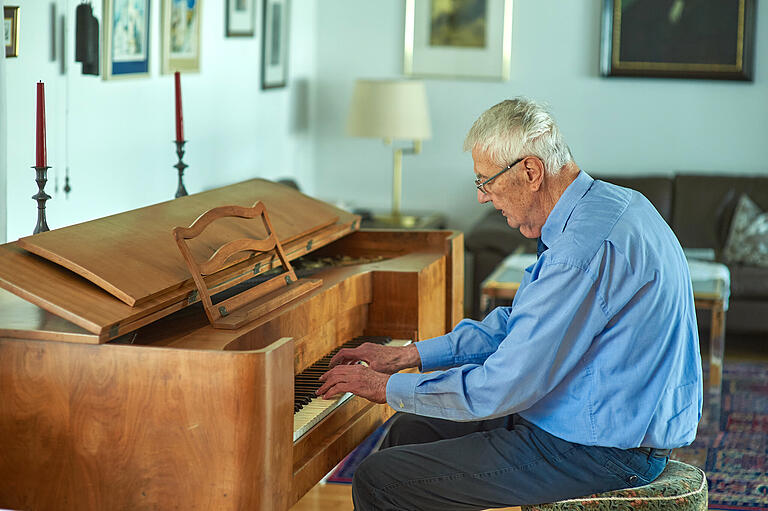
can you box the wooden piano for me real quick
[0,179,463,510]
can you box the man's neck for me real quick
[540,162,581,217]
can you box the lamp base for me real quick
[361,212,445,230]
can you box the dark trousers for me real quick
[352,413,668,511]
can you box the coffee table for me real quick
[480,253,730,403]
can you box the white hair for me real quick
[463,97,573,175]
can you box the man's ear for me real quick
[522,156,545,191]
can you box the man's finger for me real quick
[316,380,332,396]
[319,382,350,400]
[318,364,359,386]
[316,370,346,395]
[329,348,359,367]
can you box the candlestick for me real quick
[36,82,47,167]
[31,165,52,234]
[64,167,72,196]
[173,140,188,198]
[174,72,184,142]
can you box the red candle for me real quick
[174,72,184,142]
[35,81,47,167]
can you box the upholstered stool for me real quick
[522,460,707,511]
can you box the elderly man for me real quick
[317,98,702,510]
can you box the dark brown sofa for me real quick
[465,174,768,334]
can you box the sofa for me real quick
[465,173,768,334]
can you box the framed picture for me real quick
[162,0,202,73]
[403,0,513,80]
[103,0,151,80]
[226,0,255,37]
[261,0,289,89]
[4,6,19,58]
[600,0,756,81]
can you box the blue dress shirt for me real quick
[386,171,702,449]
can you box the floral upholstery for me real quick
[521,461,707,511]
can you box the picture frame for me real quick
[103,0,151,80]
[600,0,756,81]
[261,0,289,89]
[403,0,513,81]
[4,6,19,59]
[162,0,202,74]
[226,0,256,37]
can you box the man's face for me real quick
[472,146,541,239]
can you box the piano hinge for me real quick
[253,262,261,274]
[218,305,229,317]
[109,324,119,338]
[285,275,293,285]
[306,239,313,251]
[187,289,198,305]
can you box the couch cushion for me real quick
[595,176,674,224]
[673,174,768,249]
[727,263,768,299]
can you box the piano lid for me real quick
[0,179,360,341]
[17,179,339,306]
[13,179,353,307]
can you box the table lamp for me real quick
[346,79,432,226]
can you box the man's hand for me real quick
[316,365,390,404]
[329,342,421,374]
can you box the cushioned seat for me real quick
[521,461,707,511]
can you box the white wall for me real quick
[3,0,317,242]
[0,8,6,243]
[312,1,768,235]
[4,2,768,241]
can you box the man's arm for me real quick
[385,260,617,421]
[317,305,518,403]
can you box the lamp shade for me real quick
[346,79,432,140]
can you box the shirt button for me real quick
[399,401,405,408]
[628,475,638,484]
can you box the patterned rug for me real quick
[328,361,768,510]
[673,361,768,510]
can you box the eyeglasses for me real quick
[474,156,526,195]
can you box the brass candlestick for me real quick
[173,139,188,198]
[31,165,52,234]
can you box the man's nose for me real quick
[477,189,490,203]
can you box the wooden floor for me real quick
[290,483,355,511]
[291,332,768,511]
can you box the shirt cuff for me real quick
[416,335,455,371]
[386,372,422,412]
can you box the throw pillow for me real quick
[722,194,768,268]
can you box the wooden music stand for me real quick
[173,202,321,329]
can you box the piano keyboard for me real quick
[293,336,411,442]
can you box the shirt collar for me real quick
[540,170,594,248]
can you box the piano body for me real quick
[0,179,463,510]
